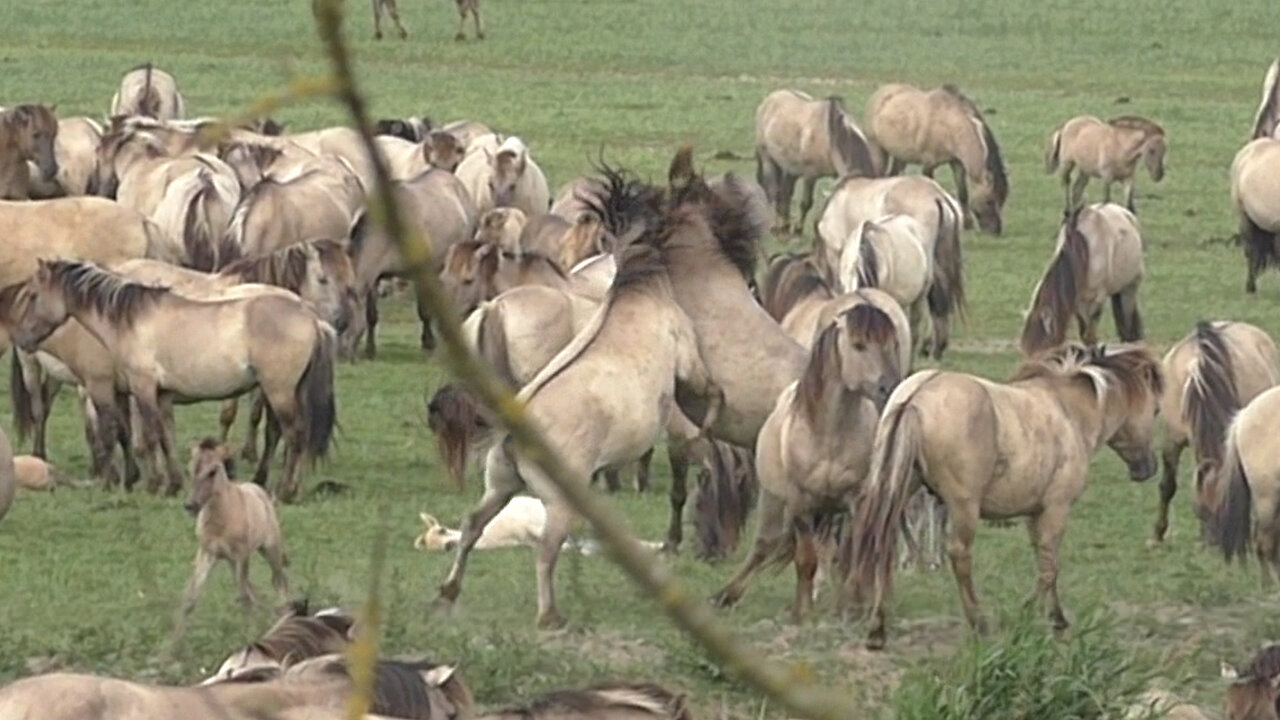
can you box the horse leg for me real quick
[387,0,409,39]
[179,549,218,619]
[132,388,170,495]
[241,392,266,464]
[1060,166,1075,213]
[371,0,384,39]
[1255,494,1280,589]
[219,398,239,445]
[1152,439,1185,544]
[266,396,305,502]
[950,162,975,230]
[233,556,259,609]
[364,288,379,360]
[777,173,798,235]
[928,300,950,361]
[887,157,906,176]
[472,3,484,39]
[634,447,654,493]
[1103,179,1113,204]
[253,409,283,490]
[158,396,184,496]
[710,489,788,608]
[1122,178,1136,213]
[1026,506,1071,630]
[438,448,523,605]
[908,299,926,358]
[116,393,142,491]
[1110,285,1144,342]
[261,542,291,601]
[33,375,59,460]
[664,439,693,552]
[796,177,819,234]
[454,3,468,41]
[1070,173,1090,212]
[791,518,818,622]
[85,394,119,489]
[416,293,436,352]
[757,153,785,233]
[945,502,987,635]
[536,503,573,629]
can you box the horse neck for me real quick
[1046,377,1110,452]
[950,118,989,179]
[64,305,124,351]
[806,373,874,440]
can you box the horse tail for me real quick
[181,169,218,271]
[855,225,879,289]
[846,401,924,612]
[825,96,877,178]
[1252,58,1280,140]
[1240,210,1279,284]
[474,302,518,390]
[693,441,758,561]
[927,198,967,321]
[1215,422,1253,563]
[1184,321,1240,469]
[140,62,159,118]
[296,322,338,460]
[10,352,35,443]
[1045,126,1063,173]
[1019,209,1089,357]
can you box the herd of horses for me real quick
[7,48,1280,717]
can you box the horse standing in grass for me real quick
[1045,115,1166,214]
[1019,204,1145,357]
[455,134,550,216]
[109,63,186,120]
[848,344,1162,648]
[435,206,728,629]
[1230,136,1280,294]
[865,83,1008,234]
[710,305,902,619]
[1153,321,1279,545]
[14,261,336,501]
[0,104,59,200]
[753,89,879,235]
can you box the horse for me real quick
[0,104,58,199]
[14,260,337,502]
[109,63,186,120]
[435,238,726,628]
[0,427,14,526]
[846,343,1162,648]
[455,134,550,216]
[1251,58,1280,141]
[371,0,409,39]
[202,601,355,684]
[178,439,290,624]
[0,197,170,287]
[1019,204,1145,357]
[1203,385,1280,587]
[1230,137,1280,294]
[452,0,484,40]
[440,119,494,152]
[753,89,880,235]
[374,116,432,141]
[691,440,758,561]
[474,207,528,254]
[865,83,1008,234]
[350,167,477,356]
[478,683,692,720]
[440,241,580,321]
[550,176,608,221]
[13,455,66,491]
[26,116,102,198]
[286,126,379,193]
[228,158,365,258]
[1045,115,1166,213]
[1153,321,1279,545]
[1223,644,1280,720]
[416,496,547,551]
[710,304,902,619]
[838,211,958,359]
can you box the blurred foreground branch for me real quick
[309,2,858,718]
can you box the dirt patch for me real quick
[543,628,664,670]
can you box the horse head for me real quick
[3,105,59,182]
[424,131,465,172]
[488,140,528,207]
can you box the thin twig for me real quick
[309,2,858,718]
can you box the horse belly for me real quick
[156,343,255,401]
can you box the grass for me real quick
[2,0,1280,717]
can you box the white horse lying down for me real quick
[414,495,663,555]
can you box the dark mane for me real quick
[824,96,878,178]
[941,83,1008,204]
[1019,210,1090,357]
[40,261,167,326]
[251,605,352,664]
[494,683,690,720]
[219,241,312,292]
[426,382,490,489]
[693,440,757,561]
[1183,321,1240,467]
[1011,342,1162,409]
[855,223,880,288]
[794,305,898,420]
[0,282,26,322]
[760,253,832,321]
[610,241,671,298]
[1253,59,1280,140]
[1108,115,1165,137]
[219,141,284,171]
[578,161,664,247]
[495,249,569,281]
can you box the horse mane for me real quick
[940,84,1008,204]
[40,261,168,326]
[250,608,353,666]
[1182,321,1240,468]
[500,249,568,281]
[1019,209,1090,357]
[760,253,832,321]
[1107,115,1165,138]
[492,683,690,720]
[693,440,758,561]
[0,104,56,136]
[794,305,898,420]
[219,242,312,293]
[426,382,490,489]
[609,241,671,298]
[855,222,880,289]
[1011,342,1163,411]
[824,96,877,177]
[1252,58,1280,140]
[0,282,25,322]
[219,141,285,170]
[282,654,473,719]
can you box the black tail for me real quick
[297,323,338,459]
[693,442,758,561]
[10,352,35,443]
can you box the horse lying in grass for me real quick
[202,600,355,685]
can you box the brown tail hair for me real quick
[9,352,36,443]
[1019,209,1089,357]
[1215,423,1253,563]
[296,323,337,460]
[425,382,489,490]
[927,198,967,320]
[1044,127,1063,173]
[693,441,758,561]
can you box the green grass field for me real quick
[4,0,1280,717]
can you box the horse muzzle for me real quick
[183,500,202,516]
[1126,452,1157,482]
[38,153,59,183]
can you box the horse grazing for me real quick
[110,63,186,120]
[1153,321,1279,545]
[1019,204,1145,357]
[14,260,336,501]
[865,83,1008,234]
[691,440,758,561]
[711,304,902,619]
[455,134,550,216]
[178,439,290,623]
[478,683,692,720]
[1045,115,1166,213]
[847,343,1162,648]
[838,210,960,359]
[202,601,355,684]
[1223,644,1280,720]
[754,89,879,234]
[435,225,726,629]
[1231,137,1280,294]
[0,104,58,200]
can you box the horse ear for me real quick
[420,664,456,687]
[1222,661,1240,680]
[421,513,440,528]
[667,144,696,189]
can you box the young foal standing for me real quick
[848,344,1162,648]
[435,240,725,629]
[1045,115,1166,214]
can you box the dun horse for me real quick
[1045,115,1166,213]
[865,83,1008,234]
[479,683,692,720]
[14,261,336,501]
[754,89,879,234]
[26,116,102,198]
[203,601,355,683]
[1019,204,1145,357]
[847,344,1162,648]
[0,104,59,200]
[1230,136,1280,294]
[435,220,727,629]
[109,63,186,120]
[455,134,550,216]
[1153,321,1279,545]
[711,305,902,619]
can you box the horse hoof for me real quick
[659,541,679,555]
[373,32,383,40]
[708,589,739,609]
[865,632,886,651]
[431,595,456,617]
[399,30,408,40]
[536,612,565,631]
[476,32,485,40]
[454,33,466,42]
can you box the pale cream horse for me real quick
[1045,115,1166,213]
[26,116,103,198]
[14,261,337,502]
[710,304,902,619]
[109,63,187,120]
[848,344,1163,649]
[1250,57,1280,142]
[754,89,880,234]
[1153,321,1279,546]
[435,242,724,629]
[1019,203,1145,358]
[1205,385,1280,587]
[228,157,366,258]
[375,133,467,180]
[865,83,1009,234]
[1231,137,1280,294]
[0,104,59,200]
[455,134,551,216]
[178,439,289,623]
